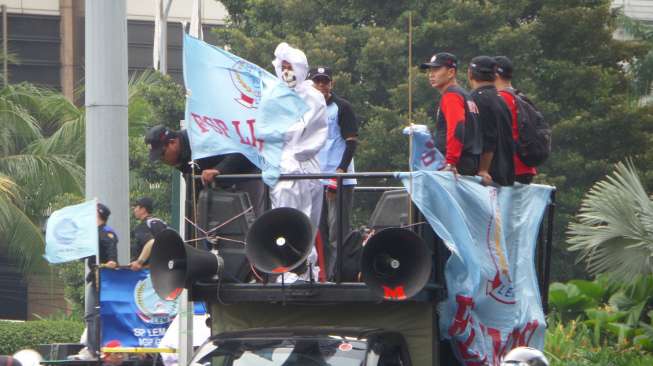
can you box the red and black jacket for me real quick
[435,85,482,166]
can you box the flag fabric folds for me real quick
[400,171,552,365]
[44,199,98,264]
[183,34,309,185]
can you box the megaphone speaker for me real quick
[150,228,224,300]
[245,207,314,274]
[361,227,432,301]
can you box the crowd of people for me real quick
[78,43,542,361]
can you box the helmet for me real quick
[500,347,549,366]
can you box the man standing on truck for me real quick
[310,66,359,281]
[129,196,168,271]
[145,125,265,217]
[420,52,482,176]
[270,42,328,281]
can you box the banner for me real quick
[400,171,552,365]
[403,124,443,171]
[44,199,98,264]
[100,269,179,349]
[183,34,309,185]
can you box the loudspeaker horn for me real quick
[361,227,432,301]
[245,207,314,274]
[150,228,224,300]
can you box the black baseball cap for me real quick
[469,56,497,74]
[309,66,332,81]
[494,56,513,79]
[420,52,458,70]
[97,203,111,221]
[133,197,154,213]
[145,125,177,162]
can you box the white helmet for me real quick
[500,347,549,366]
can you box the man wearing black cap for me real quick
[144,125,265,217]
[75,203,118,360]
[468,55,515,186]
[420,52,482,175]
[129,197,168,271]
[494,56,537,184]
[310,66,359,280]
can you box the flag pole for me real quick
[407,12,414,225]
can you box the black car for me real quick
[190,327,412,366]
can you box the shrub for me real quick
[0,320,84,354]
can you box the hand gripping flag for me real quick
[183,34,309,186]
[403,124,444,171]
[44,199,98,264]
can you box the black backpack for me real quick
[505,88,551,167]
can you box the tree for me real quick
[0,84,84,272]
[568,160,653,282]
[212,0,653,281]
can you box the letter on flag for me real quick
[44,199,98,264]
[183,34,309,185]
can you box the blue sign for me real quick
[400,171,552,365]
[100,269,179,349]
[44,199,98,264]
[183,34,309,185]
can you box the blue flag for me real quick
[403,125,444,171]
[44,199,98,264]
[400,171,552,365]
[183,34,309,185]
[101,269,179,349]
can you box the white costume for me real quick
[271,42,328,281]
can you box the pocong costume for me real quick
[270,42,328,281]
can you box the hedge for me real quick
[0,320,84,355]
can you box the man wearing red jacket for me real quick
[494,56,537,184]
[420,52,482,175]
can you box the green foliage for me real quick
[214,0,653,281]
[0,320,84,355]
[548,275,653,352]
[567,161,653,281]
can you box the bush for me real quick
[0,320,84,354]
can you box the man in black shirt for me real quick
[78,203,118,360]
[129,197,168,271]
[467,56,515,186]
[310,66,359,281]
[145,125,265,217]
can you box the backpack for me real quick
[505,88,551,167]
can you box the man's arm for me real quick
[336,99,359,172]
[440,93,466,167]
[476,94,497,185]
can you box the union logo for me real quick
[230,60,261,109]
[134,275,179,324]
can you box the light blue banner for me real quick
[183,34,309,185]
[44,199,98,264]
[400,171,552,365]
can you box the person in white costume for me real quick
[271,42,328,282]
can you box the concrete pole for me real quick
[85,0,130,264]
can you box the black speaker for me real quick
[150,229,224,300]
[368,190,409,229]
[361,227,432,301]
[245,207,314,274]
[198,188,256,282]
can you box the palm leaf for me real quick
[0,154,84,219]
[568,160,653,281]
[0,97,42,155]
[0,183,45,273]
